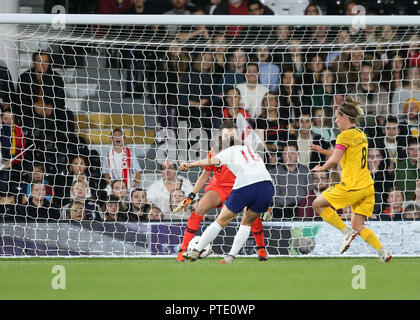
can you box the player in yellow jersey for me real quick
[311,97,392,262]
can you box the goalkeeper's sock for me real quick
[251,216,265,249]
[228,225,251,257]
[180,211,203,250]
[359,227,382,251]
[196,221,223,252]
[320,207,347,232]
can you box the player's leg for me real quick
[313,192,359,253]
[222,181,274,263]
[177,190,222,262]
[351,188,392,262]
[222,208,261,264]
[313,194,349,232]
[250,216,268,261]
[186,205,238,261]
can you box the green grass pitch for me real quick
[1,257,419,300]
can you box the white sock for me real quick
[228,225,251,257]
[196,221,223,252]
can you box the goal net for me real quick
[0,14,419,257]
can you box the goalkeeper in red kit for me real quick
[175,120,271,262]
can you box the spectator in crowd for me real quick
[126,188,150,222]
[344,0,360,16]
[0,65,14,105]
[400,99,420,140]
[65,200,87,221]
[148,205,163,221]
[390,67,420,119]
[62,155,107,207]
[350,61,389,134]
[325,29,351,69]
[0,191,16,219]
[164,0,191,14]
[23,94,74,173]
[276,38,305,79]
[271,26,292,65]
[381,51,406,98]
[155,41,191,128]
[254,45,280,92]
[297,171,330,219]
[309,68,346,119]
[377,26,399,61]
[17,51,74,170]
[18,162,54,205]
[241,0,274,42]
[235,62,269,119]
[16,182,59,221]
[164,0,192,37]
[269,142,312,219]
[403,178,420,210]
[176,7,212,43]
[247,0,274,15]
[330,45,364,93]
[0,110,26,196]
[212,0,249,38]
[395,137,420,202]
[278,70,302,126]
[292,113,329,169]
[120,0,156,99]
[311,107,336,142]
[110,179,129,212]
[208,33,228,81]
[16,51,66,126]
[221,87,252,124]
[146,160,193,214]
[408,34,420,68]
[302,54,326,105]
[379,187,404,221]
[255,92,288,165]
[214,47,247,104]
[61,180,102,220]
[103,194,125,222]
[304,3,322,15]
[403,202,420,220]
[97,0,133,14]
[372,116,406,171]
[309,26,330,49]
[102,128,141,191]
[367,148,393,215]
[178,51,217,130]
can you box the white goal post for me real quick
[0,13,420,258]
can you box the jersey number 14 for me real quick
[241,147,259,162]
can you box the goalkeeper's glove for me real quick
[262,207,272,222]
[174,192,196,213]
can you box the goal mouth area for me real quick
[0,13,418,258]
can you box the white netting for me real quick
[0,16,420,257]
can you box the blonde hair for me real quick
[337,96,364,122]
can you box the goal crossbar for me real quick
[1,14,420,26]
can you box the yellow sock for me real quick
[320,207,347,232]
[359,228,382,250]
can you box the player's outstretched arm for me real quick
[179,157,221,171]
[174,170,212,213]
[312,148,345,172]
[310,143,334,157]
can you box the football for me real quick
[293,236,315,255]
[188,236,212,258]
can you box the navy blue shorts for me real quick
[225,180,274,214]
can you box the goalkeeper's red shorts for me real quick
[205,180,232,208]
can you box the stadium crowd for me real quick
[0,0,419,222]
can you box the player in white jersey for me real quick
[179,137,274,263]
